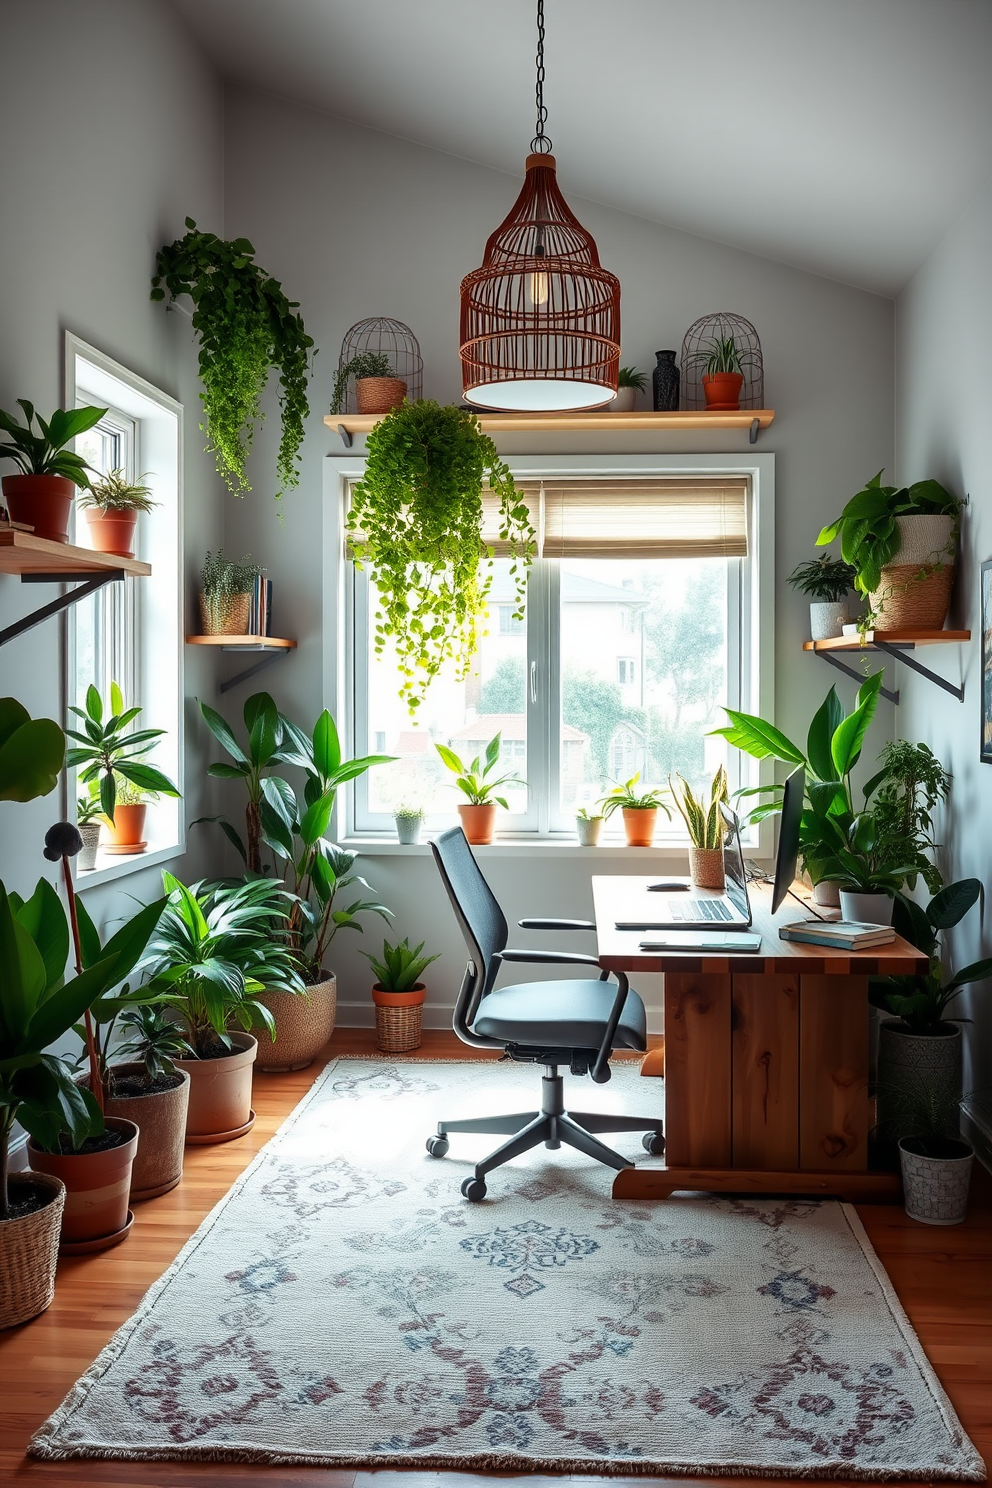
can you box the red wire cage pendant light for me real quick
[459,1,620,412]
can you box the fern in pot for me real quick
[788,554,857,641]
[77,468,157,560]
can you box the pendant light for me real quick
[459,0,621,412]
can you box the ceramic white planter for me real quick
[812,879,842,908]
[395,815,423,845]
[576,816,603,846]
[809,600,849,641]
[899,1136,973,1225]
[77,822,101,871]
[839,890,894,925]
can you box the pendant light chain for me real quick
[530,0,552,154]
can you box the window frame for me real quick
[326,452,776,858]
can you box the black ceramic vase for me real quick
[652,350,680,411]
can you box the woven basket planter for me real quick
[869,514,956,630]
[0,1172,65,1330]
[255,973,337,1073]
[198,591,251,636]
[372,983,425,1053]
[689,847,725,889]
[355,376,407,414]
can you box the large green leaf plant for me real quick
[66,681,181,822]
[873,879,992,1035]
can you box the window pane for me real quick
[559,558,730,818]
[364,560,529,819]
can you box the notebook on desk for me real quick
[637,931,762,953]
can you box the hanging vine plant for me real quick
[151,218,314,506]
[347,401,536,713]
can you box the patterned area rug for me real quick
[31,1058,984,1479]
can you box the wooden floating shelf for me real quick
[0,528,151,576]
[803,629,970,652]
[186,634,296,652]
[326,409,775,441]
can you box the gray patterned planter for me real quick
[877,1020,962,1148]
[809,600,849,641]
[899,1137,973,1225]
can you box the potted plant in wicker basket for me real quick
[817,471,964,632]
[600,775,671,847]
[788,554,858,641]
[77,468,157,559]
[365,938,440,1054]
[669,766,730,887]
[0,400,106,543]
[331,350,407,416]
[199,549,261,636]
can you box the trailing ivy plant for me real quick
[151,219,314,507]
[347,401,537,712]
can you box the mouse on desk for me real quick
[647,881,690,891]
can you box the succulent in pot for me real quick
[788,554,858,641]
[613,365,647,412]
[575,805,604,847]
[669,766,729,887]
[331,350,407,416]
[394,805,426,845]
[435,732,526,844]
[77,468,157,559]
[364,937,440,1054]
[0,400,107,543]
[199,548,262,636]
[599,774,671,847]
[701,335,744,410]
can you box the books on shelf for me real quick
[247,576,273,637]
[778,920,896,950]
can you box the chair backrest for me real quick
[431,827,508,997]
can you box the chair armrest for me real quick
[496,948,602,967]
[518,918,596,932]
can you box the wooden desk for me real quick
[592,877,929,1204]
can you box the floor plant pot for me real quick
[839,890,893,925]
[869,514,956,630]
[1,474,74,543]
[77,822,101,871]
[373,983,425,1053]
[395,815,423,845]
[254,973,337,1073]
[102,802,147,855]
[176,1031,257,1143]
[0,1172,65,1330]
[702,372,744,411]
[809,600,849,641]
[355,376,407,414]
[877,1019,963,1149]
[105,1064,191,1200]
[28,1117,138,1252]
[84,505,138,559]
[622,807,657,847]
[576,816,603,847]
[689,846,725,889]
[458,802,497,844]
[813,879,842,908]
[199,591,251,636]
[899,1136,973,1225]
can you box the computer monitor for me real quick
[771,767,806,912]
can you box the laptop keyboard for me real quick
[670,898,735,922]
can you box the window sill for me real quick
[342,837,693,861]
[76,840,184,890]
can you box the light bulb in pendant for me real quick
[529,242,548,306]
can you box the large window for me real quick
[341,458,773,843]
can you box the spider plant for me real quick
[704,335,743,375]
[77,469,157,513]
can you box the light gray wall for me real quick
[895,177,992,1129]
[0,0,225,940]
[220,85,897,1027]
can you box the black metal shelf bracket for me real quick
[811,645,900,704]
[0,569,124,648]
[749,418,760,444]
[871,640,965,702]
[219,648,291,695]
[336,423,353,449]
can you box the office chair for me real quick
[428,827,665,1200]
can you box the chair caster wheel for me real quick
[460,1176,487,1201]
[642,1130,666,1155]
[426,1135,449,1158]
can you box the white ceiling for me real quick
[171,0,992,296]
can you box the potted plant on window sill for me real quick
[66,681,181,855]
[199,549,262,636]
[364,938,440,1054]
[575,806,604,847]
[788,554,858,641]
[435,732,526,844]
[669,766,729,887]
[75,787,103,871]
[0,400,107,544]
[77,468,157,560]
[394,805,426,845]
[612,365,646,413]
[600,775,671,848]
[701,335,744,410]
[331,350,407,416]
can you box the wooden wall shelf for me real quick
[804,629,971,704]
[0,528,151,648]
[186,634,297,694]
[326,408,775,446]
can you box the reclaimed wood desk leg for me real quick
[799,974,869,1170]
[731,973,800,1170]
[660,973,732,1167]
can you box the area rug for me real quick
[31,1058,984,1479]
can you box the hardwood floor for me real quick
[2,1028,989,1487]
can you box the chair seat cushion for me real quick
[471,978,647,1051]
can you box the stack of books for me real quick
[778,920,896,950]
[247,576,273,637]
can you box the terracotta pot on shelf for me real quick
[621,807,657,847]
[84,506,138,559]
[28,1117,138,1252]
[372,983,425,1053]
[689,846,725,889]
[355,377,407,415]
[254,973,337,1073]
[102,802,147,854]
[199,591,252,637]
[175,1031,257,1143]
[458,802,497,844]
[1,474,75,543]
[0,1173,65,1330]
[104,1064,191,1200]
[702,371,744,411]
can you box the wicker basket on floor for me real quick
[0,1172,66,1330]
[372,984,425,1053]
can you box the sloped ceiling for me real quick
[170,0,992,295]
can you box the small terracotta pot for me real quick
[255,972,337,1073]
[2,474,75,543]
[459,802,497,844]
[355,377,407,414]
[622,807,657,847]
[702,371,744,411]
[372,983,425,1053]
[689,846,725,889]
[103,802,147,850]
[199,591,252,636]
[105,1064,191,1200]
[176,1031,257,1143]
[84,505,138,559]
[0,1172,65,1330]
[28,1117,138,1250]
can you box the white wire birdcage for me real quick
[332,318,423,414]
[680,312,764,410]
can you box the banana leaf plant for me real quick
[871,878,992,1035]
[65,681,181,822]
